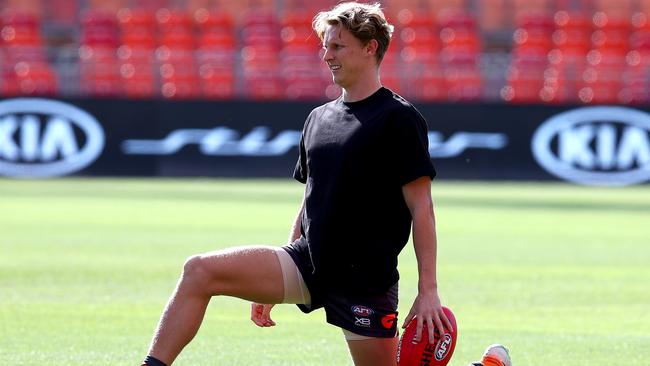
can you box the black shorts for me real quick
[283,239,399,338]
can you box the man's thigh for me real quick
[193,245,284,304]
[347,336,398,366]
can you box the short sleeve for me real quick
[293,132,307,183]
[293,112,313,184]
[392,109,436,185]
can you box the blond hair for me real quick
[312,2,394,64]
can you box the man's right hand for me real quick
[250,303,276,327]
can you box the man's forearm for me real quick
[412,207,439,291]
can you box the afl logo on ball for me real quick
[435,333,453,361]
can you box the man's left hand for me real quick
[402,289,453,343]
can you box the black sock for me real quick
[143,355,168,366]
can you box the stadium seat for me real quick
[441,50,482,101]
[242,39,281,99]
[159,60,200,100]
[2,61,57,96]
[280,0,312,11]
[511,11,554,64]
[244,73,284,100]
[554,10,590,30]
[81,9,118,30]
[543,55,585,103]
[117,7,157,30]
[1,14,42,49]
[120,60,156,98]
[193,8,232,30]
[120,28,157,48]
[513,27,553,52]
[515,13,554,31]
[80,9,120,49]
[86,0,127,13]
[380,68,403,95]
[160,28,195,49]
[161,78,201,99]
[279,10,324,101]
[82,28,120,48]
[398,13,438,50]
[1,10,40,29]
[502,79,541,103]
[579,63,625,104]
[241,11,281,48]
[438,10,481,63]
[0,9,61,96]
[241,9,283,103]
[281,11,317,48]
[1,66,20,96]
[404,66,447,101]
[79,44,117,64]
[194,7,236,90]
[428,0,467,17]
[197,28,235,49]
[503,54,547,103]
[4,45,48,63]
[553,28,591,55]
[447,69,482,101]
[80,61,122,97]
[284,75,327,100]
[199,64,235,99]
[152,35,200,100]
[156,8,193,33]
[619,66,649,104]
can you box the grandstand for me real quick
[1,0,650,104]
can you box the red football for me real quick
[397,306,458,366]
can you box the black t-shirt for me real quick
[293,87,436,293]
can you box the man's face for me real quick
[322,24,375,88]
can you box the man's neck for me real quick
[341,75,382,102]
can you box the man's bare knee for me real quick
[180,254,213,294]
[178,247,284,302]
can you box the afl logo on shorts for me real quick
[351,305,373,317]
[434,333,453,361]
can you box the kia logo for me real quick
[532,106,650,186]
[0,98,104,177]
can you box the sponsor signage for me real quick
[0,98,104,177]
[0,97,648,185]
[121,128,506,158]
[532,106,650,186]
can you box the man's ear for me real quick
[365,39,379,56]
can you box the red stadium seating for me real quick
[199,63,235,99]
[2,61,57,96]
[117,7,156,30]
[80,61,122,97]
[155,8,192,33]
[4,0,650,104]
[0,9,59,96]
[278,11,325,100]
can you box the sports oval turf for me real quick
[1,179,648,365]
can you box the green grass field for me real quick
[1,178,649,365]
